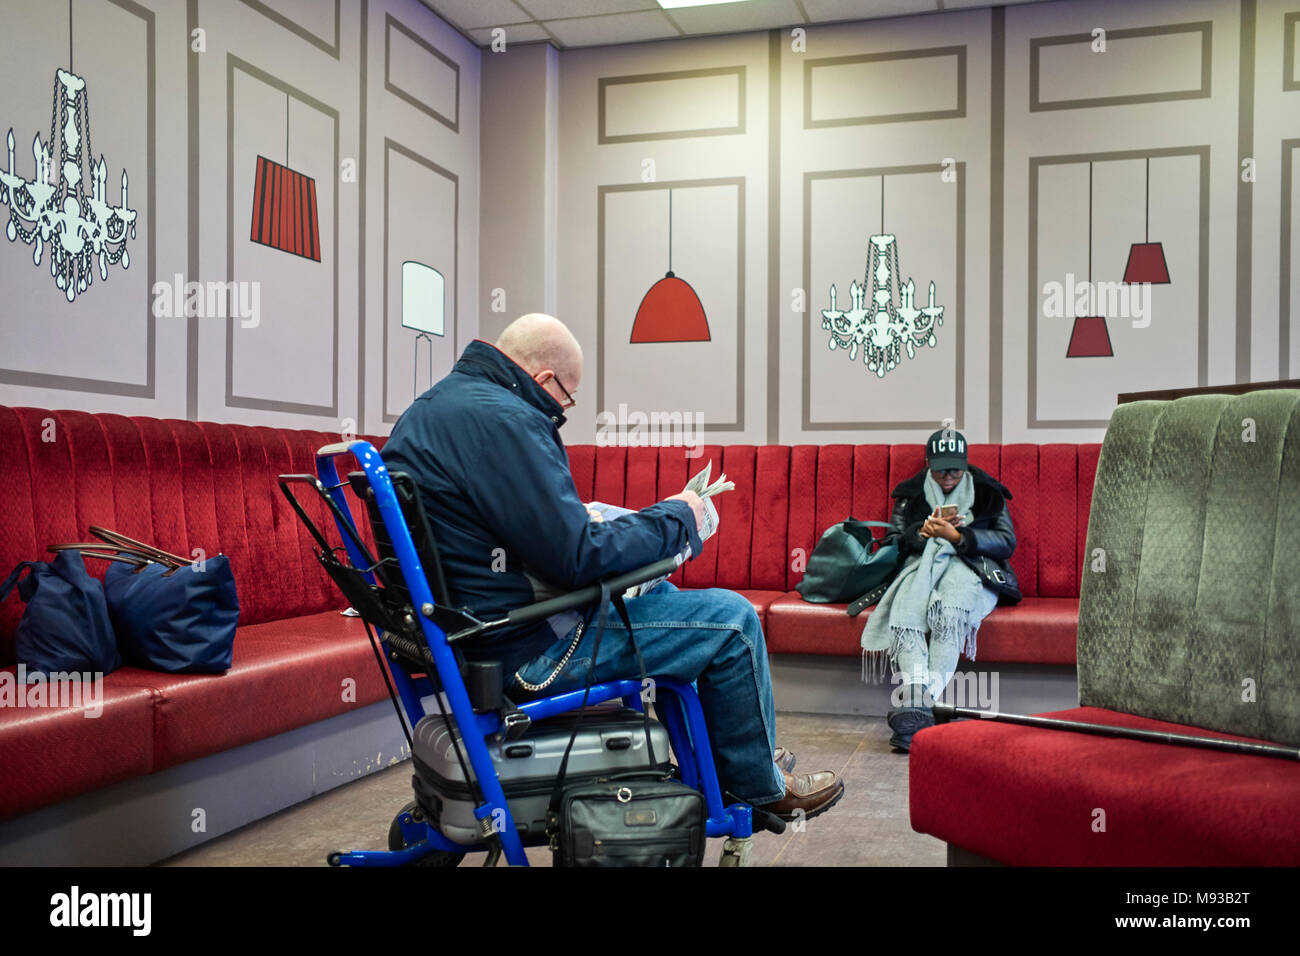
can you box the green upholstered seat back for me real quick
[1078,389,1300,747]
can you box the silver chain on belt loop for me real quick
[514,621,585,692]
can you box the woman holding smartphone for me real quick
[861,428,1022,752]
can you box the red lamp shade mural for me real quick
[1066,315,1114,357]
[250,155,321,262]
[629,188,711,343]
[1066,161,1114,359]
[1122,157,1170,285]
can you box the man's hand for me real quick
[666,490,706,533]
[585,506,604,523]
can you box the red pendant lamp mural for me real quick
[630,188,711,343]
[250,155,321,261]
[249,95,321,262]
[1122,157,1170,285]
[1066,161,1114,359]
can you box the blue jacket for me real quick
[380,339,702,676]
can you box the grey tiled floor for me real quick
[160,712,945,867]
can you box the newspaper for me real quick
[587,460,734,598]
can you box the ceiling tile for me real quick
[941,0,1045,8]
[543,10,681,46]
[517,0,658,18]
[421,0,534,31]
[468,22,554,44]
[800,0,938,22]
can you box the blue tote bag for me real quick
[103,557,239,673]
[50,527,240,674]
[0,551,121,676]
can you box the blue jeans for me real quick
[511,582,785,805]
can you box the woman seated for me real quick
[861,428,1021,752]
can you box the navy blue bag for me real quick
[0,551,121,676]
[102,557,239,674]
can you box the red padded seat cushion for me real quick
[763,593,1078,664]
[909,706,1300,865]
[733,590,786,630]
[0,672,156,820]
[106,612,390,770]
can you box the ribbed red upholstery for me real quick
[714,446,756,590]
[786,446,819,590]
[0,408,387,665]
[624,447,659,512]
[0,406,392,819]
[656,446,690,586]
[563,440,1102,665]
[681,443,723,589]
[1038,445,1079,598]
[910,706,1300,865]
[750,445,790,590]
[567,445,595,501]
[850,445,891,524]
[1001,444,1038,597]
[0,412,1103,821]
[1077,444,1102,589]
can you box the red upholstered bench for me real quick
[564,442,1100,667]
[909,708,1300,866]
[0,407,390,821]
[1,406,1099,823]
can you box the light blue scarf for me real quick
[860,472,997,681]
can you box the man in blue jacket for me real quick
[381,313,844,820]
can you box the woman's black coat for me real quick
[884,465,1022,605]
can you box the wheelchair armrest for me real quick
[499,555,682,630]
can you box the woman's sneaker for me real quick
[886,706,935,753]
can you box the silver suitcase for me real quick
[411,706,673,845]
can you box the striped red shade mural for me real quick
[249,155,321,262]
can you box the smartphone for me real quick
[939,505,959,520]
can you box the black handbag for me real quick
[546,586,707,867]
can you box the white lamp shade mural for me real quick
[401,261,445,336]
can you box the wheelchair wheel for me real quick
[388,801,466,868]
[718,836,754,867]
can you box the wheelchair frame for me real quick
[278,439,758,867]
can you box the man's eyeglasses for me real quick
[551,374,576,409]
[930,467,964,478]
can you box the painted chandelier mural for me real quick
[819,178,945,379]
[1,68,137,303]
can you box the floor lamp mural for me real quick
[402,261,444,398]
[629,188,711,343]
[1065,162,1114,359]
[819,175,945,378]
[0,10,137,303]
[249,92,321,262]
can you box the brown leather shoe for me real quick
[756,769,845,822]
[773,747,797,773]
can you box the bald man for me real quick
[381,315,844,821]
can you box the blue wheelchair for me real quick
[278,440,782,867]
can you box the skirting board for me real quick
[770,653,1079,718]
[0,700,409,867]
